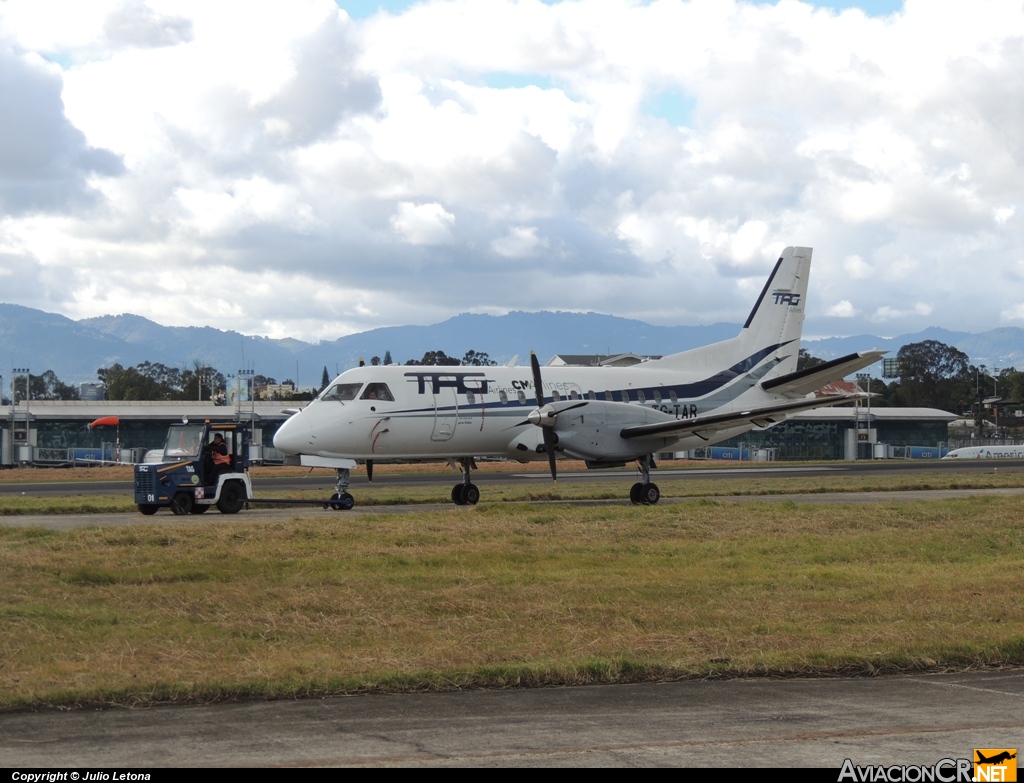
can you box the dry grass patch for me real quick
[1,496,1022,709]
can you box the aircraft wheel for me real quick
[629,482,644,505]
[464,483,480,505]
[138,504,159,516]
[191,503,210,514]
[451,484,465,506]
[328,492,354,511]
[641,483,661,506]
[170,492,193,516]
[217,482,246,514]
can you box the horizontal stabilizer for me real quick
[760,350,886,397]
[619,394,860,441]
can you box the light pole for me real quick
[13,367,30,461]
[236,368,255,427]
[197,370,211,402]
[857,372,872,459]
[976,366,985,439]
[13,368,29,404]
[993,368,1000,435]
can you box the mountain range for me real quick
[2,302,1022,388]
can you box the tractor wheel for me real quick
[217,481,246,514]
[170,492,193,516]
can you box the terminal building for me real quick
[684,406,958,461]
[1,401,293,467]
[4,399,958,467]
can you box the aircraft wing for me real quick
[760,350,886,397]
[619,393,860,441]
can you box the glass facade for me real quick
[716,416,951,460]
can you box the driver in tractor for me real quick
[203,432,231,484]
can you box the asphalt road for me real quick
[2,457,1022,498]
[3,670,1022,767]
[3,486,1024,529]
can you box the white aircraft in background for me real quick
[943,445,1024,459]
[273,246,884,508]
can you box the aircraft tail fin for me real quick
[738,246,811,377]
[657,246,811,376]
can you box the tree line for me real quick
[2,349,498,404]
[5,370,82,404]
[8,342,1017,416]
[802,341,1023,420]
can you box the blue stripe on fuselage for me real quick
[377,342,790,416]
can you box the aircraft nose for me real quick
[273,413,311,455]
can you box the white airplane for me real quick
[273,246,884,508]
[943,445,1024,459]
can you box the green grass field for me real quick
[2,489,1022,710]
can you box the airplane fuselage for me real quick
[273,359,782,464]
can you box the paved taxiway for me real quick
[2,457,1022,499]
[3,671,1022,767]
[3,486,1024,529]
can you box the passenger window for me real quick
[570,390,580,401]
[621,390,630,402]
[499,390,508,404]
[669,390,678,403]
[604,391,613,401]
[653,390,662,403]
[517,390,527,404]
[466,391,475,405]
[637,390,646,403]
[360,383,394,402]
[588,390,596,400]
[552,390,561,402]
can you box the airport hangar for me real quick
[2,399,957,468]
[1,401,294,467]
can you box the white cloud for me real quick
[0,0,1023,343]
[1001,303,1024,322]
[827,299,857,317]
[871,301,933,322]
[390,201,455,245]
[842,255,873,279]
[491,226,546,258]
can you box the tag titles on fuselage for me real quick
[405,371,491,395]
[401,370,700,419]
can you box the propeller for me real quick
[530,352,559,482]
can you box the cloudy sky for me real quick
[1,0,1022,343]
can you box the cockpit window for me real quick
[321,383,362,402]
[360,383,394,402]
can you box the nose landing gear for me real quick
[323,467,355,511]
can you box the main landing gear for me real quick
[451,457,480,506]
[630,454,660,505]
[325,467,355,511]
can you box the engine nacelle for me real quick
[550,400,676,462]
